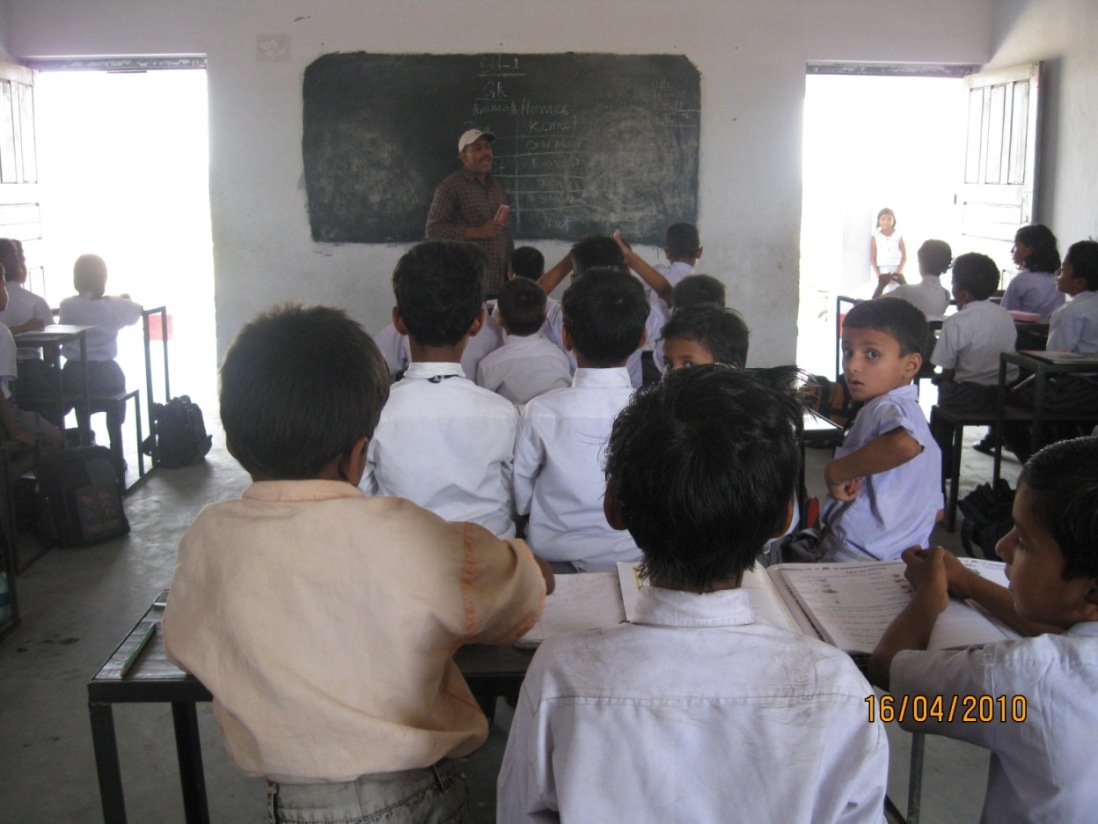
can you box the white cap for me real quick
[458,129,495,152]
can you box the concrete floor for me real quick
[0,382,1024,822]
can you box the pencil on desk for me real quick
[120,623,156,678]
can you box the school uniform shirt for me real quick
[0,282,54,359]
[645,260,693,362]
[823,384,942,560]
[887,277,950,319]
[1046,290,1098,353]
[362,361,519,538]
[512,367,640,571]
[475,332,573,406]
[498,586,888,823]
[162,480,546,783]
[58,292,143,360]
[892,622,1098,824]
[1000,268,1064,319]
[932,299,1019,385]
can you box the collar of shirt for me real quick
[403,361,467,381]
[242,479,364,503]
[886,383,919,402]
[633,586,757,628]
[1068,621,1098,639]
[459,168,495,185]
[1067,290,1098,305]
[571,366,632,389]
[502,332,544,347]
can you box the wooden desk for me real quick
[12,324,94,444]
[87,592,535,824]
[993,350,1098,483]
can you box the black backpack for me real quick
[142,395,213,468]
[36,446,130,546]
[958,479,1015,559]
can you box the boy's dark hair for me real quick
[1019,436,1098,581]
[951,252,1000,301]
[0,239,20,282]
[661,305,750,368]
[570,235,627,277]
[605,364,803,590]
[497,277,547,336]
[672,274,726,309]
[220,304,390,480]
[664,222,701,259]
[1014,223,1061,273]
[1064,240,1098,291]
[392,241,485,346]
[917,239,953,276]
[73,253,108,295]
[510,246,545,281]
[842,298,928,357]
[562,268,648,366]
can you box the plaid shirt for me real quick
[425,169,513,293]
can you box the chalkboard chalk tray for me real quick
[303,53,700,245]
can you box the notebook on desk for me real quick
[518,559,1020,662]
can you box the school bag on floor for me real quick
[37,446,130,546]
[142,395,213,468]
[958,478,1015,559]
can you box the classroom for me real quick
[0,0,1096,822]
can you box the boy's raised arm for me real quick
[614,230,673,304]
[536,253,573,295]
[825,427,922,502]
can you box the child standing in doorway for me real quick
[870,207,907,292]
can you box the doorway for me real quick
[33,66,216,408]
[797,71,966,377]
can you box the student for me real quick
[476,277,572,406]
[509,245,545,282]
[932,252,1019,410]
[870,206,906,288]
[819,298,942,561]
[500,366,888,823]
[539,234,669,388]
[875,238,952,318]
[58,253,143,472]
[0,239,60,404]
[162,303,551,824]
[0,274,63,472]
[870,436,1098,824]
[651,275,729,373]
[1001,223,1064,319]
[363,241,519,538]
[660,304,750,371]
[513,269,648,571]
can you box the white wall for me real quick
[990,0,1098,249]
[2,0,994,363]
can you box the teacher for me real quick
[425,129,513,294]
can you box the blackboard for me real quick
[302,53,700,246]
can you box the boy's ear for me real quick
[339,436,371,486]
[636,327,648,349]
[467,306,485,339]
[771,497,795,539]
[603,484,627,531]
[902,351,922,381]
[695,246,703,260]
[392,306,409,337]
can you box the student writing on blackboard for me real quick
[425,129,513,295]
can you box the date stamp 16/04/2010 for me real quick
[866,694,1027,724]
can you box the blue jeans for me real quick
[268,760,469,824]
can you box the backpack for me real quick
[800,374,863,434]
[958,478,1015,559]
[37,446,130,546]
[142,395,213,468]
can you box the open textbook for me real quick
[518,558,1020,656]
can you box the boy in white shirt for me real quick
[871,436,1098,824]
[476,277,571,406]
[501,366,888,823]
[876,238,952,319]
[513,269,648,571]
[363,241,520,538]
[58,254,143,472]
